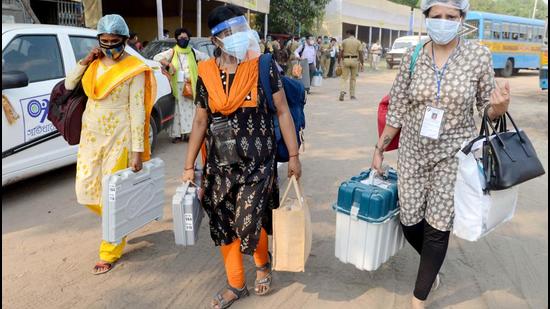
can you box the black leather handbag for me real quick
[481,110,545,191]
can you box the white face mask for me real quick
[426,18,461,45]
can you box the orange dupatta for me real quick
[81,55,157,161]
[197,58,259,116]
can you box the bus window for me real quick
[528,26,534,42]
[465,20,480,39]
[510,23,520,41]
[484,20,493,40]
[502,23,511,40]
[537,27,545,42]
[519,24,527,41]
[493,23,501,39]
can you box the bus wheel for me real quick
[501,59,514,78]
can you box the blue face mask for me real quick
[426,18,461,45]
[222,31,251,60]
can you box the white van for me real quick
[385,35,429,69]
[2,24,175,186]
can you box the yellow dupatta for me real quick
[81,55,157,161]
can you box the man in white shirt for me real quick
[294,36,317,93]
[371,41,383,71]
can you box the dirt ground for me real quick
[2,67,548,309]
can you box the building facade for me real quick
[324,0,426,48]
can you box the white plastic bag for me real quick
[453,139,519,241]
[311,75,322,87]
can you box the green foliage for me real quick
[470,0,548,20]
[387,0,419,9]
[256,0,331,36]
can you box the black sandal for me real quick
[254,252,273,296]
[211,284,249,309]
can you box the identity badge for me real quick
[420,106,445,140]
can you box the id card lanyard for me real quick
[419,41,459,140]
[432,45,450,106]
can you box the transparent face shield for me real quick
[212,16,261,61]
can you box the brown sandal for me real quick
[92,261,114,275]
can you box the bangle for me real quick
[289,153,299,158]
[375,144,384,154]
[184,167,194,171]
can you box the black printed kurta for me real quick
[195,60,281,255]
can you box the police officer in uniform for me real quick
[320,36,332,78]
[339,29,364,101]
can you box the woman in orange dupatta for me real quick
[181,6,302,309]
[64,14,156,275]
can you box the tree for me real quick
[256,0,331,36]
[388,0,420,34]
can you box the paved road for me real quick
[2,68,548,309]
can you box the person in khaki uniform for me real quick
[339,29,364,101]
[286,36,301,76]
[320,36,332,78]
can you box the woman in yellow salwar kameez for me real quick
[65,14,156,275]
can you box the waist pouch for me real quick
[210,116,240,166]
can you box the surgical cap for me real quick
[97,14,130,37]
[420,0,470,13]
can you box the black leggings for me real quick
[401,220,450,301]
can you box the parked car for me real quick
[385,35,429,69]
[140,37,216,60]
[2,23,175,186]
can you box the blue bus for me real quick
[465,11,546,77]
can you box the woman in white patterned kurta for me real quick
[372,1,510,308]
[154,28,208,142]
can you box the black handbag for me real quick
[481,110,545,191]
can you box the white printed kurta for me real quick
[66,62,145,205]
[386,40,495,231]
[153,48,208,137]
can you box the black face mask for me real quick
[177,38,190,48]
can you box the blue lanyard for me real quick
[431,41,459,105]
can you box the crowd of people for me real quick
[257,33,388,79]
[65,0,515,308]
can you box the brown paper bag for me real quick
[272,176,312,272]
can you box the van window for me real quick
[69,36,98,61]
[392,41,413,50]
[2,35,64,83]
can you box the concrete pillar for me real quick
[378,27,382,44]
[389,29,392,49]
[197,0,202,37]
[355,24,359,37]
[369,26,372,45]
[156,0,163,39]
[265,14,268,40]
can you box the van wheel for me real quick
[149,116,158,153]
[500,59,514,78]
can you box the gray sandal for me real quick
[254,252,273,296]
[211,284,249,309]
